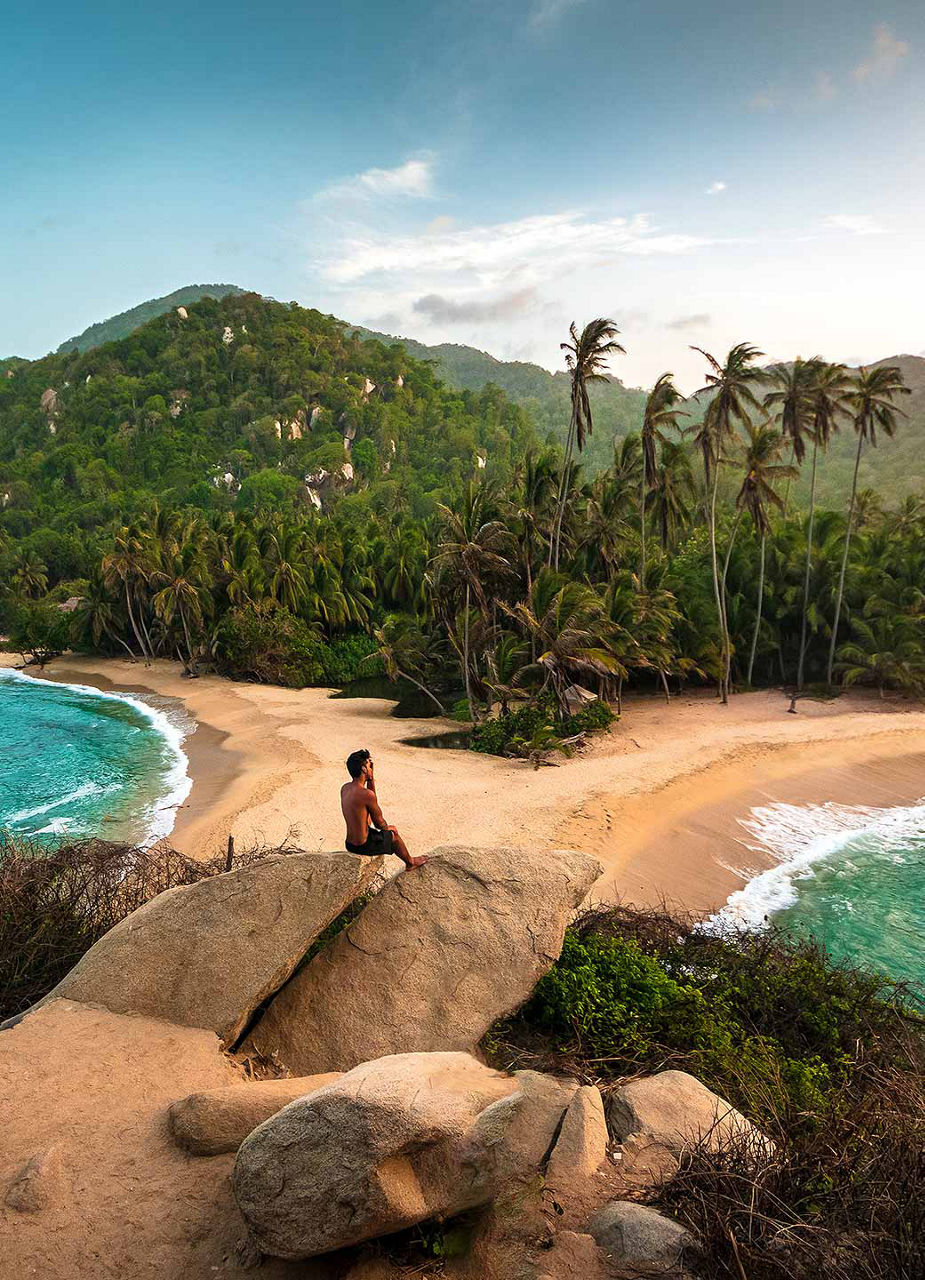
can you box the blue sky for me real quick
[2,1,922,388]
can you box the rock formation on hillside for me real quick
[243,844,602,1074]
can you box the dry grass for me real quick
[0,834,286,1021]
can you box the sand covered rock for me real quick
[40,852,381,1044]
[0,999,329,1279]
[244,845,602,1074]
[168,1073,342,1155]
[545,1085,608,1190]
[607,1069,769,1155]
[589,1200,698,1273]
[233,1051,580,1260]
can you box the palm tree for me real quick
[433,483,514,721]
[73,570,135,658]
[652,439,695,551]
[514,450,556,600]
[369,617,446,715]
[763,358,820,511]
[735,424,797,685]
[550,319,624,569]
[836,610,925,698]
[796,362,851,688]
[262,525,310,614]
[826,365,910,687]
[639,374,686,587]
[102,528,154,663]
[691,343,767,702]
[503,569,625,717]
[10,551,48,599]
[152,545,207,671]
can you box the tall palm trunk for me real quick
[827,431,864,688]
[707,469,728,704]
[124,583,150,665]
[797,437,819,689]
[463,581,479,723]
[720,508,743,696]
[747,533,766,686]
[550,409,577,570]
[639,465,647,589]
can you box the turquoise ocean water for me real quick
[710,798,925,991]
[0,669,191,845]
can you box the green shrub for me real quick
[319,633,382,686]
[8,600,72,666]
[469,697,614,758]
[216,604,325,687]
[490,905,923,1127]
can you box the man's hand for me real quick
[365,759,376,790]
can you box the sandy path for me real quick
[5,654,925,915]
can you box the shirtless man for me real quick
[341,749,427,867]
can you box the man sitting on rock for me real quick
[341,749,426,868]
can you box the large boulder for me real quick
[243,845,601,1074]
[38,852,381,1044]
[607,1069,770,1156]
[233,1052,580,1260]
[588,1201,698,1274]
[168,1074,341,1155]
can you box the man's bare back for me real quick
[341,749,426,868]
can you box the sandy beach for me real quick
[5,652,925,916]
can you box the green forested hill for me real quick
[55,284,247,354]
[0,292,533,569]
[355,325,648,474]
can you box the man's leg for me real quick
[387,826,427,868]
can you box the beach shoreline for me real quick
[3,651,925,917]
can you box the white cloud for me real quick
[824,214,886,236]
[706,181,726,196]
[529,0,585,29]
[320,211,710,287]
[316,156,435,202]
[854,24,910,82]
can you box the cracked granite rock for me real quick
[242,845,602,1075]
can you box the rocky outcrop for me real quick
[233,1052,582,1260]
[243,845,601,1074]
[169,1074,341,1155]
[0,999,327,1279]
[588,1200,698,1274]
[39,853,381,1044]
[607,1069,769,1156]
[545,1085,609,1189]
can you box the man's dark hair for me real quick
[346,748,371,779]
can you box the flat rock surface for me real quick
[244,845,602,1074]
[41,852,381,1044]
[0,999,335,1280]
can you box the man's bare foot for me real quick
[407,856,428,868]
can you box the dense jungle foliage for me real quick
[1,294,923,756]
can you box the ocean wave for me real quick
[705,797,925,934]
[0,668,192,846]
[8,779,108,824]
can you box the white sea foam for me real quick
[704,797,925,934]
[0,669,192,846]
[8,780,107,824]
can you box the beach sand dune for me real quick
[6,654,925,917]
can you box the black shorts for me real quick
[346,827,393,857]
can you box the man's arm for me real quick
[364,790,388,830]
